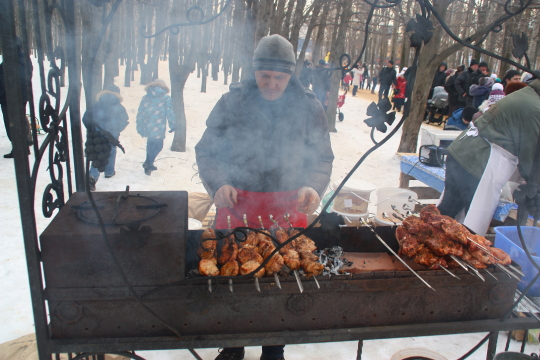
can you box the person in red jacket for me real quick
[392,72,407,112]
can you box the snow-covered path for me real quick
[0,58,534,359]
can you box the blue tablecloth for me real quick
[400,155,517,222]
[400,155,446,193]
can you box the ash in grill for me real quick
[314,246,353,275]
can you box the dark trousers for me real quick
[227,346,285,359]
[352,85,358,96]
[438,154,481,218]
[145,138,164,166]
[1,101,12,141]
[371,78,378,93]
[378,83,391,101]
[313,89,327,112]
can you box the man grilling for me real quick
[195,34,334,360]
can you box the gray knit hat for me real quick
[107,84,120,93]
[253,34,296,75]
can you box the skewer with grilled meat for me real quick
[199,259,220,276]
[489,247,512,265]
[440,221,470,245]
[257,229,272,244]
[240,231,260,249]
[300,258,324,276]
[220,260,239,276]
[282,249,301,270]
[218,235,239,265]
[260,242,285,275]
[461,249,487,269]
[275,229,297,253]
[418,228,464,257]
[295,234,317,253]
[239,260,265,277]
[197,228,218,261]
[402,216,426,234]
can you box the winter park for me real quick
[1,0,540,359]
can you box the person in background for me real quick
[445,65,464,116]
[351,64,362,96]
[505,81,528,95]
[371,65,380,94]
[299,60,312,88]
[469,76,494,108]
[444,106,476,131]
[378,60,397,101]
[473,83,505,121]
[342,71,352,92]
[83,84,129,190]
[429,62,448,99]
[0,37,32,158]
[455,59,479,108]
[438,79,540,236]
[360,63,369,90]
[499,69,520,89]
[136,79,176,176]
[311,59,330,110]
[196,37,333,360]
[521,70,540,84]
[392,70,407,112]
[471,62,490,85]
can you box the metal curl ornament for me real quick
[363,0,402,9]
[140,0,233,38]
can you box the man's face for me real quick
[471,64,479,71]
[479,66,488,74]
[387,61,392,68]
[508,75,521,84]
[254,70,292,101]
[439,65,446,72]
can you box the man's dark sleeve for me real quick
[454,73,466,96]
[304,98,334,196]
[392,70,397,85]
[0,64,5,103]
[195,96,232,197]
[444,75,456,94]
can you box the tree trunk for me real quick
[81,1,105,110]
[240,0,256,82]
[295,0,322,76]
[326,0,353,133]
[231,0,244,83]
[281,0,295,38]
[124,1,133,87]
[311,3,328,64]
[288,0,307,52]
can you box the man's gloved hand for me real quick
[214,185,237,209]
[297,186,320,214]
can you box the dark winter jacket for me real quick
[195,76,334,197]
[431,62,448,90]
[0,52,32,104]
[471,70,489,86]
[469,84,492,108]
[82,90,129,139]
[311,65,330,92]
[299,66,312,88]
[449,79,540,181]
[444,72,460,98]
[136,81,176,140]
[379,66,397,86]
[444,108,468,130]
[454,67,475,102]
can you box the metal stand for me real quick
[356,340,363,360]
[487,332,499,360]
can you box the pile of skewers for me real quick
[197,214,324,292]
[395,204,523,282]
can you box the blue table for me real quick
[399,155,517,222]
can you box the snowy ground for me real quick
[0,58,537,359]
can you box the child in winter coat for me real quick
[342,72,352,92]
[392,73,407,112]
[82,84,129,190]
[136,79,176,175]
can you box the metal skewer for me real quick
[226,215,236,293]
[284,213,294,229]
[243,214,248,228]
[391,205,407,218]
[229,279,234,292]
[208,279,213,293]
[392,213,405,221]
[274,273,282,289]
[464,263,486,282]
[484,269,498,281]
[258,215,265,229]
[466,236,524,277]
[382,212,397,225]
[495,263,521,281]
[514,293,540,322]
[313,276,320,289]
[408,196,426,207]
[360,219,435,291]
[293,269,304,293]
[449,255,469,271]
[269,214,282,229]
[439,265,461,279]
[344,216,353,224]
[254,277,261,292]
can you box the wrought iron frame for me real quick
[1,0,540,359]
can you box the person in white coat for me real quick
[351,64,362,96]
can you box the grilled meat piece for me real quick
[421,229,464,257]
[240,260,265,277]
[276,229,297,254]
[414,248,447,269]
[238,246,263,264]
[490,247,512,265]
[282,249,301,270]
[440,221,470,245]
[260,243,285,274]
[301,259,324,276]
[198,228,218,259]
[295,235,317,253]
[467,233,493,251]
[199,259,219,276]
[461,249,487,269]
[257,230,272,244]
[299,251,318,262]
[402,216,425,234]
[240,231,260,248]
[218,236,238,265]
[220,260,239,276]
[401,234,425,258]
[427,214,455,230]
[419,204,440,222]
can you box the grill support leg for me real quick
[486,332,499,360]
[189,349,203,360]
[356,340,363,360]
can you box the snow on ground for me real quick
[0,57,537,359]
